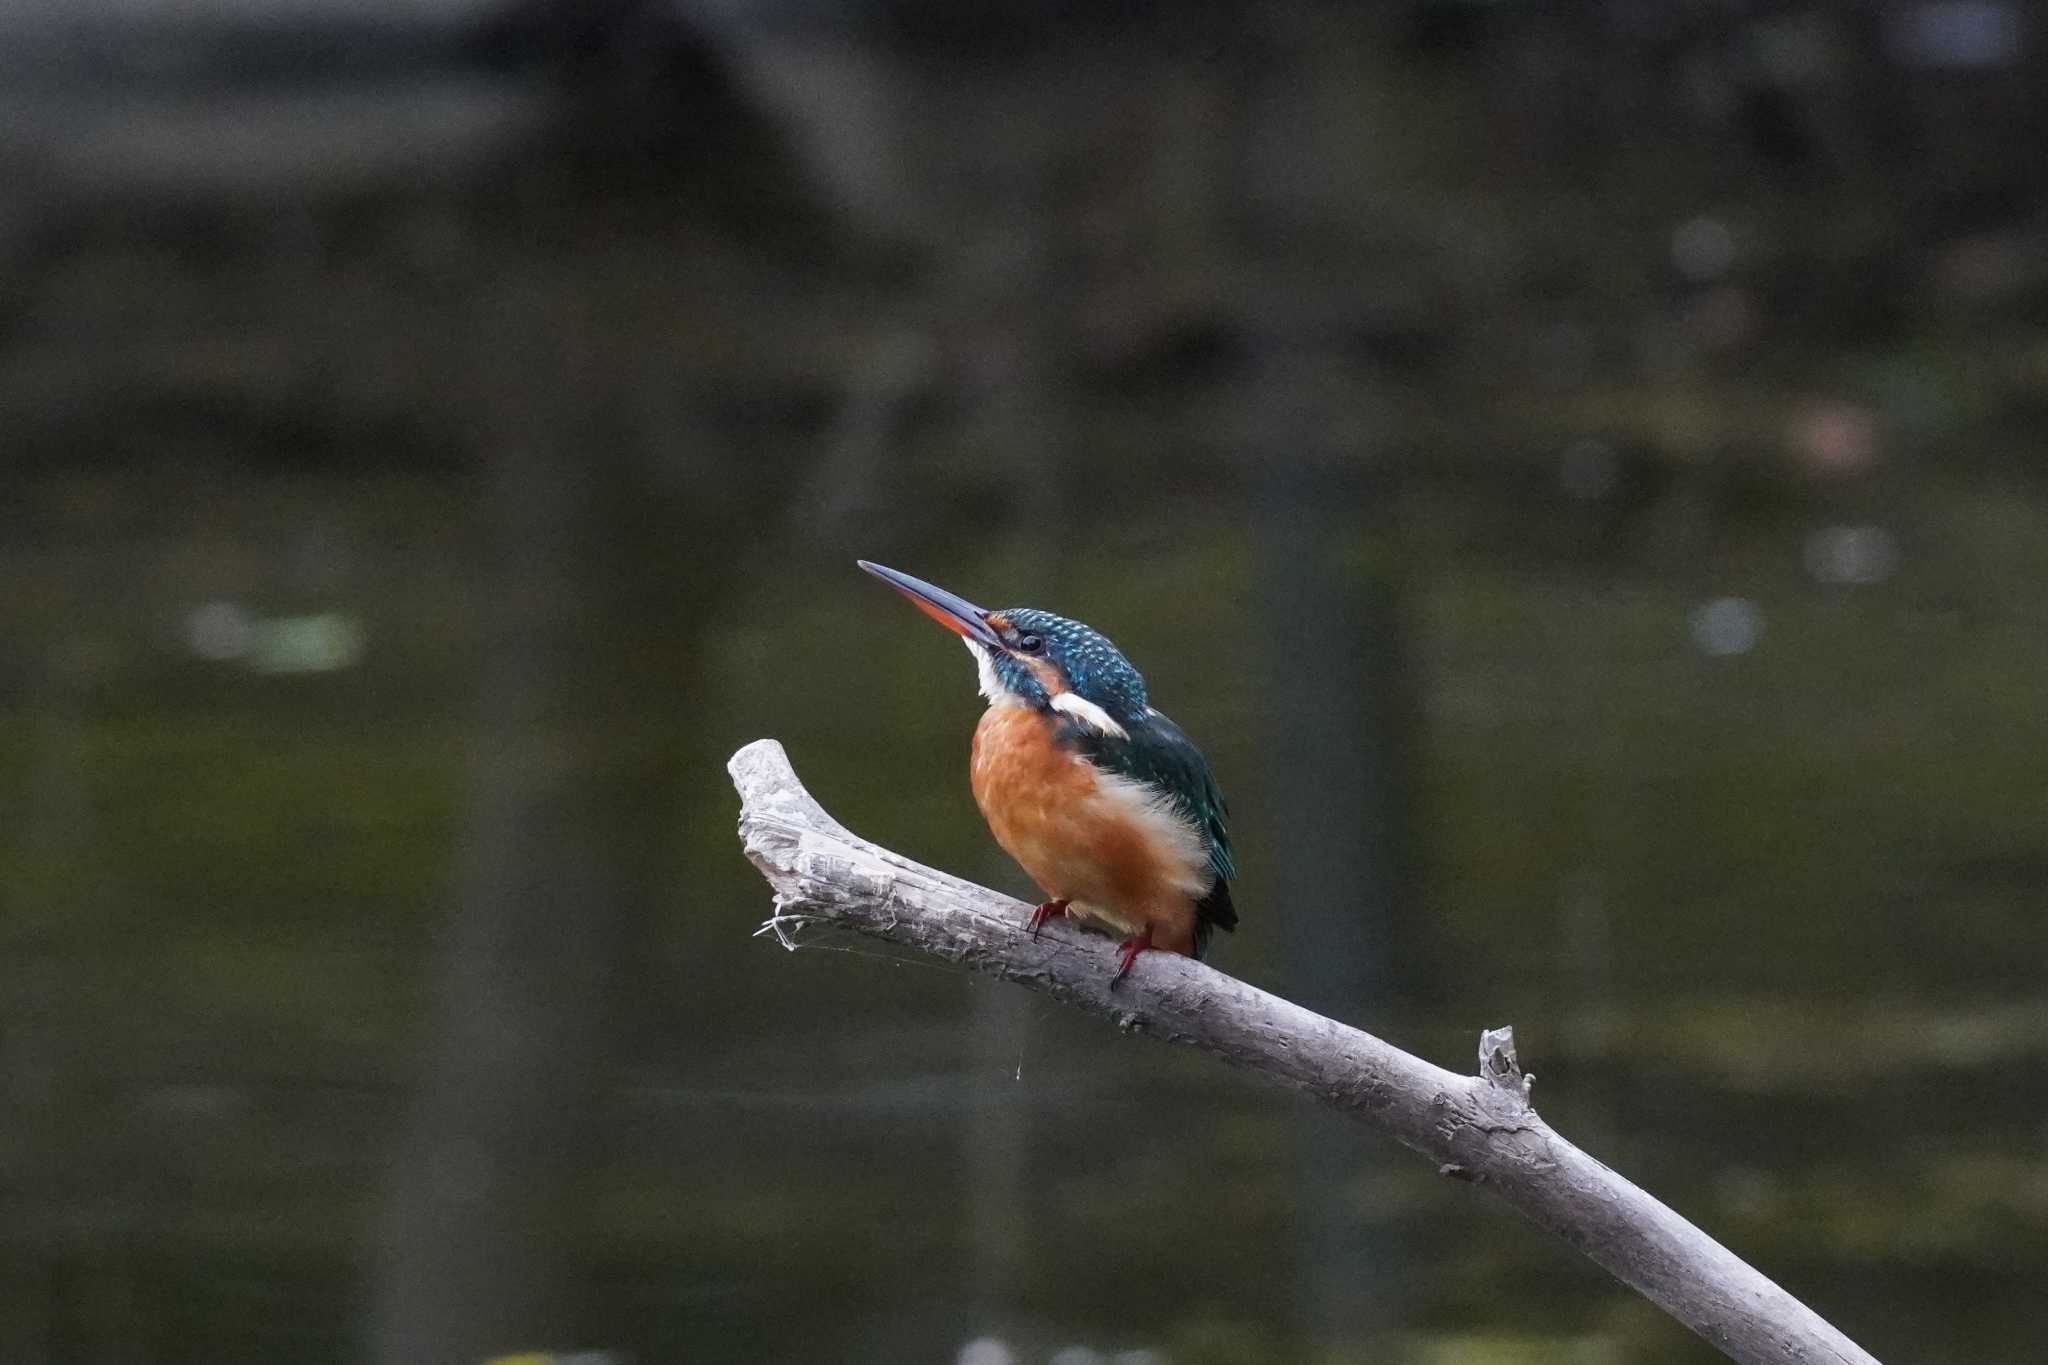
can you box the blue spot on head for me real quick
[992,608,1148,723]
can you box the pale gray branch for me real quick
[728,738,1881,1365]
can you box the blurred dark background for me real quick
[4,1,2046,1362]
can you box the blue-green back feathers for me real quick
[1072,712,1237,948]
[1070,711,1233,885]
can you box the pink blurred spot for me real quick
[1788,400,1878,474]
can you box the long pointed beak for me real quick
[857,560,1005,650]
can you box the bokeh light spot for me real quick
[1690,597,1764,656]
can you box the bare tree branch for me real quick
[728,738,1882,1365]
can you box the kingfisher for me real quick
[858,560,1236,981]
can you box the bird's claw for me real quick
[1111,928,1153,985]
[1027,898,1070,939]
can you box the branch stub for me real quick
[1478,1024,1534,1105]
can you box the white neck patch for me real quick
[965,639,1026,707]
[1050,689,1129,740]
[965,639,1129,739]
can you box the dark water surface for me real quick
[5,470,2044,1363]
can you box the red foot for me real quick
[1112,926,1155,984]
[1027,898,1070,939]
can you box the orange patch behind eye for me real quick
[1022,656,1064,695]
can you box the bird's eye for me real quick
[1014,633,1044,655]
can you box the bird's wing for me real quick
[1066,708,1236,934]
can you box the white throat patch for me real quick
[965,640,1025,707]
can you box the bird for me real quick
[858,559,1235,981]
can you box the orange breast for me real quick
[969,705,1202,954]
